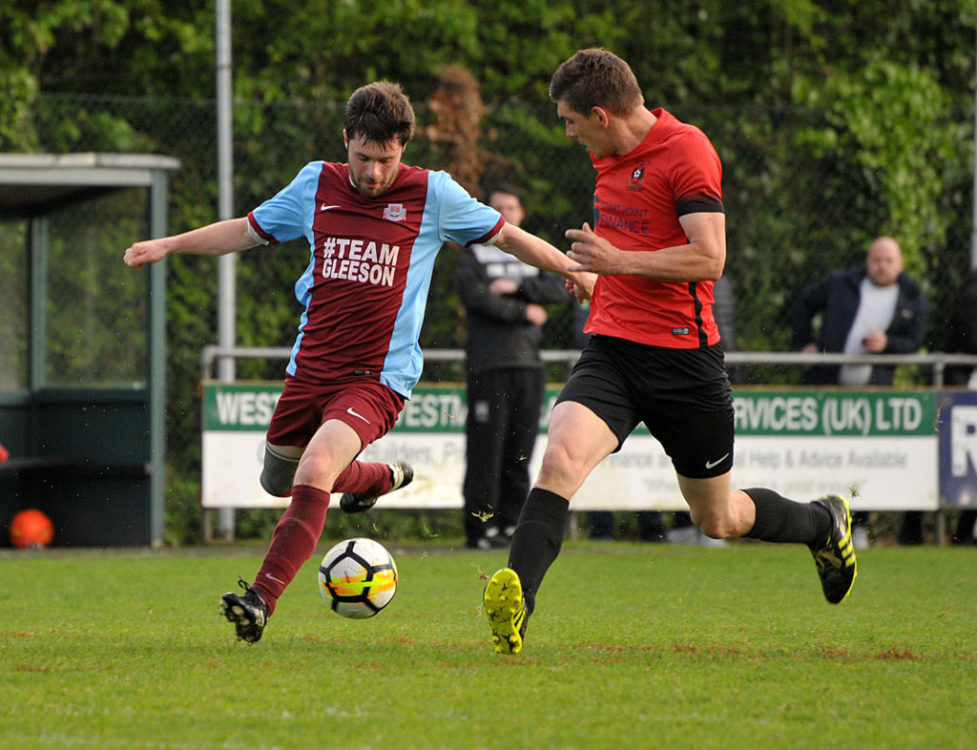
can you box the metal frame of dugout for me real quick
[0,153,180,547]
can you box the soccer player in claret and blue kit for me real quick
[124,81,586,644]
[482,48,858,655]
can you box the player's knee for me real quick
[691,510,735,539]
[537,443,586,496]
[293,453,335,490]
[260,447,299,497]
[698,520,730,539]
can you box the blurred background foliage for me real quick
[1,0,975,542]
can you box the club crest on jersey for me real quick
[383,203,407,222]
[627,161,646,192]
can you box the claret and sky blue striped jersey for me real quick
[248,161,504,398]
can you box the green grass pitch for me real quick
[2,541,975,748]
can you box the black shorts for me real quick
[557,334,734,478]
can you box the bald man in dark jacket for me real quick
[790,237,928,386]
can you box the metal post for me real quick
[28,217,49,393]
[148,170,169,548]
[215,0,236,541]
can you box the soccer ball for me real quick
[9,509,54,549]
[318,537,398,618]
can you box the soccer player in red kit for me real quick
[124,81,584,644]
[484,49,857,655]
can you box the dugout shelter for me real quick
[0,153,179,547]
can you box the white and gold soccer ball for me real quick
[318,537,398,618]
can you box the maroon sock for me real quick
[253,484,330,616]
[332,461,392,495]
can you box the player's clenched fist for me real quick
[565,222,622,275]
[123,240,168,268]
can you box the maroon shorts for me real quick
[265,377,405,451]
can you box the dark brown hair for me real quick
[344,81,416,146]
[549,48,643,117]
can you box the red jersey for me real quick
[584,108,724,349]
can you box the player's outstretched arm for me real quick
[123,217,258,268]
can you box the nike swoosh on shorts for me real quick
[346,407,370,424]
[705,452,730,470]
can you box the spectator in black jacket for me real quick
[457,185,569,549]
[790,236,928,386]
[945,268,977,545]
[944,268,977,388]
[790,236,929,546]
[580,276,739,546]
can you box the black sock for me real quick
[508,488,569,615]
[743,487,831,545]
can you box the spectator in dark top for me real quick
[790,236,928,387]
[945,268,977,545]
[579,276,738,546]
[457,185,569,549]
[790,236,928,546]
[668,274,738,545]
[944,268,977,388]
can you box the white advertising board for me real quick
[202,384,938,511]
